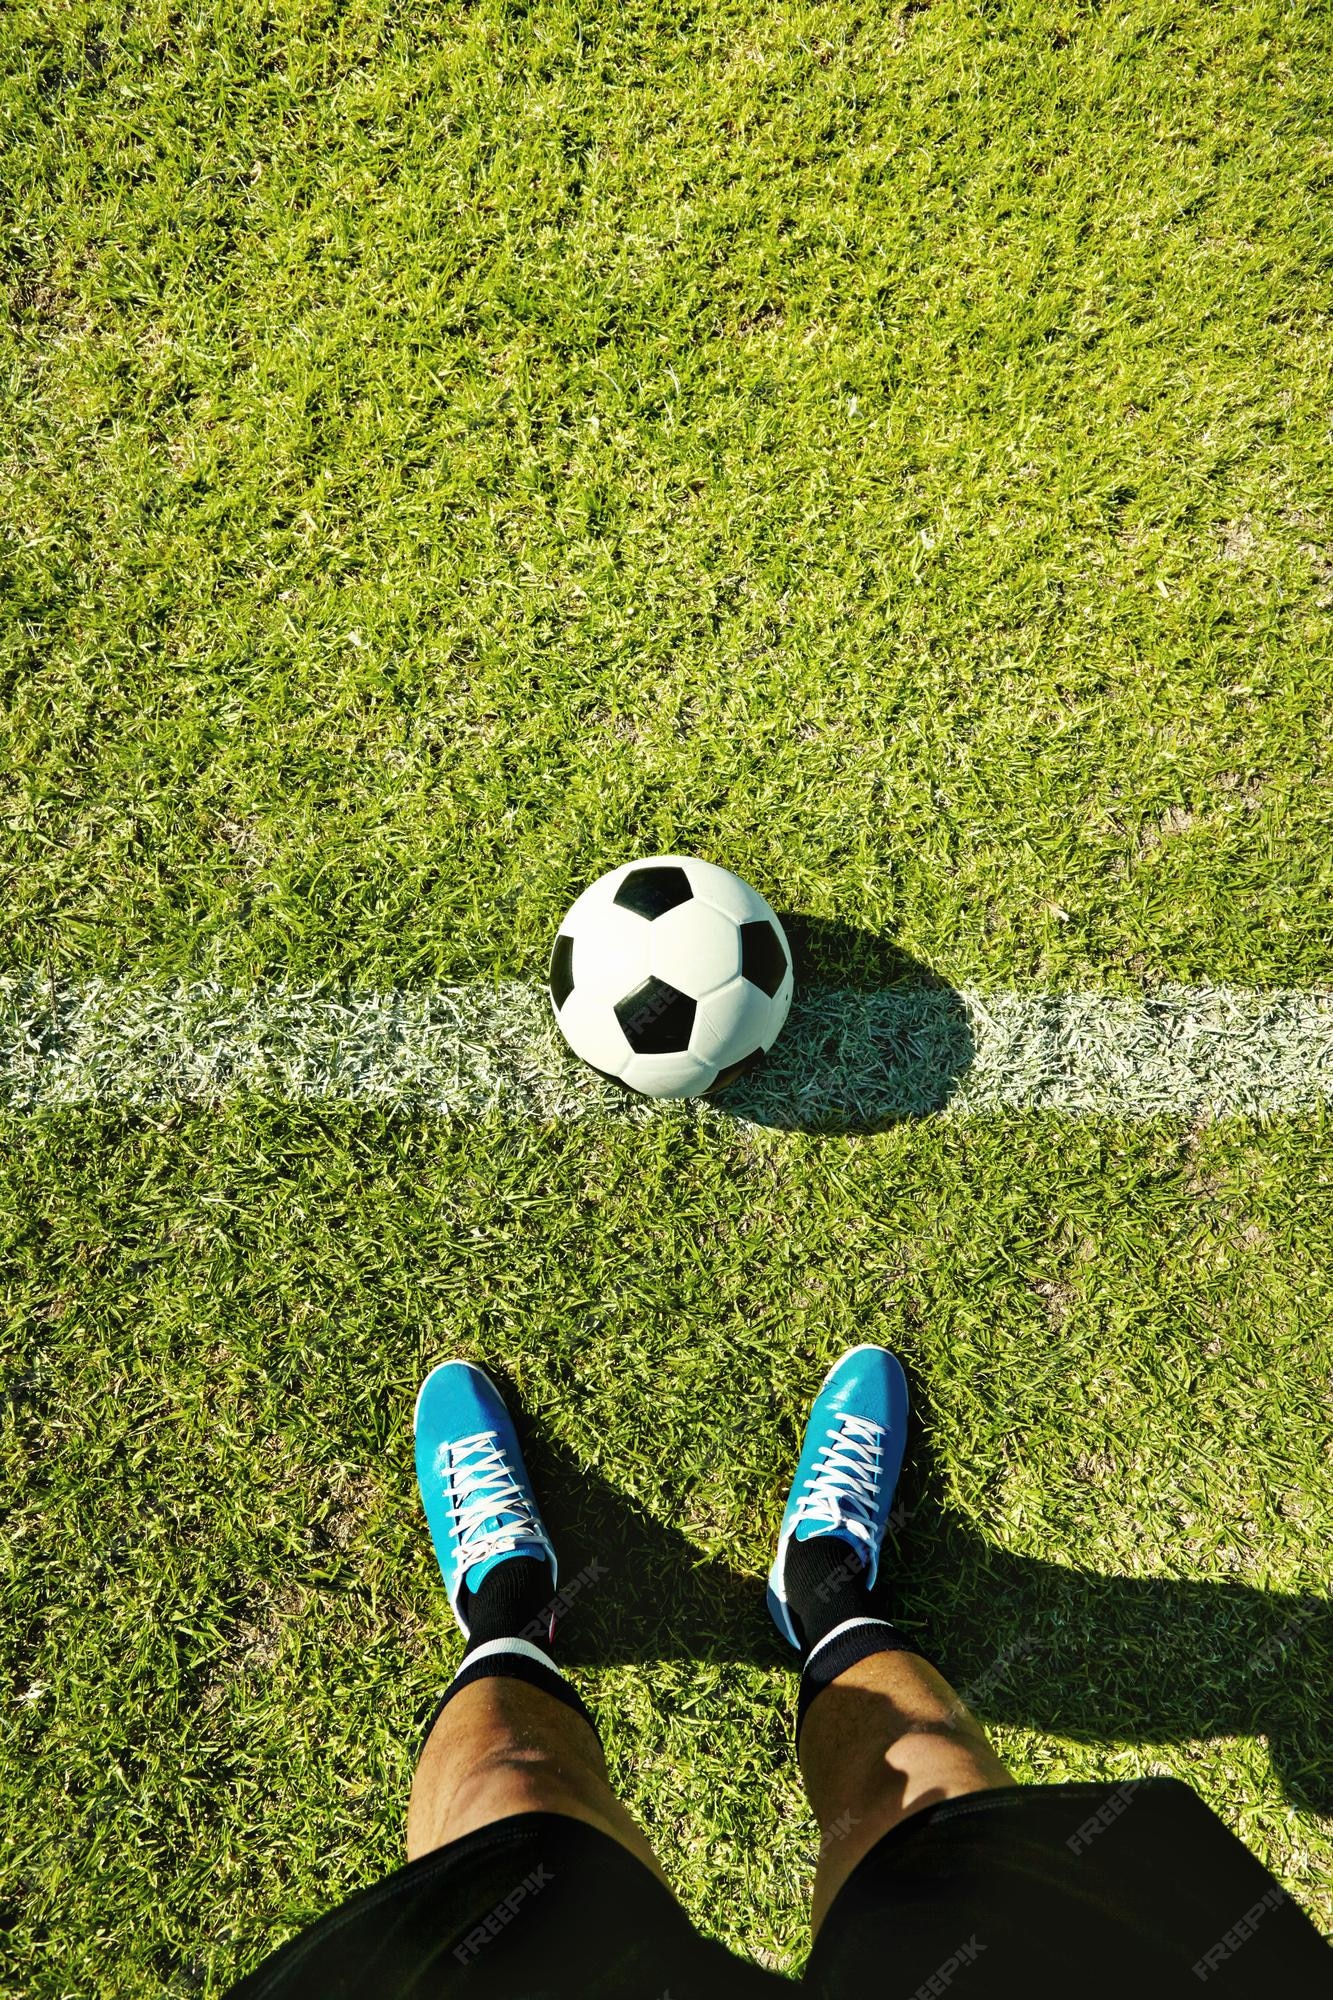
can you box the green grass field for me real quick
[3,0,1332,1991]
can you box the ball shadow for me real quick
[719,915,975,1133]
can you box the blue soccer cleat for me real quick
[414,1361,559,1642]
[766,1344,911,1648]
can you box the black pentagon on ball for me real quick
[549,933,575,1009]
[613,864,693,921]
[615,977,696,1054]
[740,918,788,997]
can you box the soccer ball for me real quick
[548,856,794,1099]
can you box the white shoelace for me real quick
[789,1413,885,1557]
[443,1429,546,1571]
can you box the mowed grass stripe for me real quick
[3,979,1331,1122]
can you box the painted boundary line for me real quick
[1,979,1330,1125]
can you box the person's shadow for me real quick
[500,1373,1332,1815]
[719,916,974,1132]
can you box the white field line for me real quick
[1,979,1331,1125]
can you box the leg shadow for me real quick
[519,1418,785,1672]
[502,1375,1333,1813]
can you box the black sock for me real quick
[459,1555,556,1653]
[785,1534,877,1652]
[417,1557,599,1762]
[417,1636,602,1762]
[784,1534,938,1751]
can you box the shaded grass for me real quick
[2,0,1332,988]
[3,1108,1330,1993]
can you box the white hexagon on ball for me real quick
[566,901,650,1006]
[548,855,794,1100]
[621,1049,715,1098]
[692,974,781,1069]
[648,897,740,998]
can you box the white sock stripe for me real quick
[455,1636,561,1677]
[2,978,1332,1120]
[802,1617,899,1673]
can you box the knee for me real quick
[444,1747,603,1816]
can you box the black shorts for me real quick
[223,1779,1328,1998]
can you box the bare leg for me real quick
[800,1650,1015,1936]
[406,1673,671,1891]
